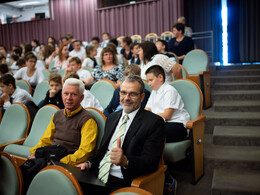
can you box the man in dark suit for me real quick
[77,75,165,193]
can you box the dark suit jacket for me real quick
[89,108,165,185]
[103,88,150,117]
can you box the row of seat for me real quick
[117,31,174,44]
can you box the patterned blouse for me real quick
[91,64,125,83]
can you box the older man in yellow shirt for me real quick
[28,78,98,165]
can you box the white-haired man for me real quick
[28,78,98,166]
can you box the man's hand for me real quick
[110,138,128,167]
[1,93,9,102]
[49,89,58,97]
[77,162,90,171]
[28,153,35,159]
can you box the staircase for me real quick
[203,64,260,195]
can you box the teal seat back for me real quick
[57,69,65,77]
[182,49,209,75]
[170,79,202,120]
[90,80,116,109]
[24,105,59,147]
[85,108,106,151]
[48,60,55,71]
[33,80,50,105]
[142,79,152,92]
[180,65,189,79]
[42,69,51,80]
[16,80,31,94]
[0,152,22,195]
[27,167,82,195]
[0,103,30,145]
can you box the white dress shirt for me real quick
[14,67,44,87]
[81,90,103,112]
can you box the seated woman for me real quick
[14,53,44,89]
[139,41,181,83]
[85,47,124,88]
[53,44,70,71]
[120,36,133,61]
[167,23,194,64]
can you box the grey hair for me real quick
[63,78,84,95]
[178,16,186,23]
[121,75,145,94]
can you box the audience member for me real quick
[0,45,10,64]
[156,39,176,59]
[177,16,193,37]
[128,42,140,65]
[107,43,124,65]
[59,36,69,46]
[100,32,111,48]
[31,39,40,54]
[54,44,70,70]
[0,64,9,77]
[77,75,165,193]
[44,45,56,69]
[14,53,44,89]
[48,36,56,45]
[82,46,98,68]
[103,64,150,117]
[0,56,6,64]
[38,73,64,109]
[0,74,33,110]
[28,78,98,165]
[109,38,122,55]
[69,40,85,61]
[168,23,194,64]
[120,36,133,61]
[91,36,102,56]
[63,72,103,111]
[139,41,181,83]
[64,57,91,83]
[16,58,26,69]
[85,47,124,88]
[145,65,190,142]
[67,33,75,51]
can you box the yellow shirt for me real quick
[30,106,98,165]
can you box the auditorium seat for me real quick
[182,49,211,108]
[27,165,83,195]
[4,105,59,166]
[111,187,152,195]
[16,80,32,95]
[32,80,50,106]
[42,69,52,80]
[160,31,174,42]
[0,151,23,195]
[145,33,158,43]
[131,34,142,43]
[142,79,152,92]
[0,103,31,151]
[90,79,117,110]
[165,79,205,184]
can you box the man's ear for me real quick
[8,83,14,89]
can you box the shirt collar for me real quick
[155,82,167,94]
[121,107,140,122]
[64,105,82,117]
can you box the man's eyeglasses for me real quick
[119,90,140,98]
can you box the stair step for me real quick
[214,100,260,112]
[213,82,260,90]
[203,110,260,133]
[213,90,260,101]
[211,75,260,83]
[212,169,260,195]
[204,144,260,171]
[214,69,260,76]
[213,126,260,146]
[215,64,260,70]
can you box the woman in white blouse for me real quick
[14,53,44,89]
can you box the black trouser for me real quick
[165,122,187,143]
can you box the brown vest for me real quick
[52,108,94,154]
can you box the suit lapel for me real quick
[122,108,144,150]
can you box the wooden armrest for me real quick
[199,70,210,75]
[186,115,206,129]
[0,138,26,150]
[131,165,167,188]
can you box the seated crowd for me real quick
[0,20,195,194]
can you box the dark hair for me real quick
[85,46,95,57]
[60,36,68,41]
[157,39,167,48]
[0,64,9,74]
[172,23,185,34]
[121,75,145,94]
[24,52,37,62]
[107,43,118,55]
[44,45,55,59]
[32,39,40,46]
[102,32,110,37]
[0,56,6,62]
[16,58,26,68]
[48,36,56,43]
[145,65,165,82]
[24,44,33,55]
[14,47,22,57]
[139,41,158,63]
[11,54,19,61]
[72,40,82,46]
[69,57,82,65]
[48,73,62,84]
[122,36,133,46]
[130,42,139,50]
[91,36,100,43]
[0,74,16,88]
[109,38,118,47]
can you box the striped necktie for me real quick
[98,115,129,183]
